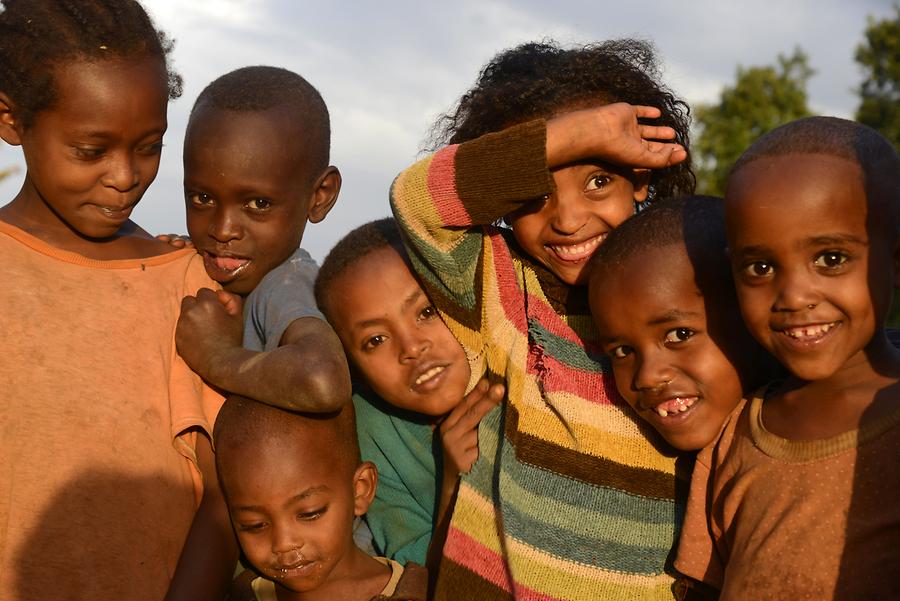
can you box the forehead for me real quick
[726,154,868,243]
[592,245,703,327]
[45,57,168,129]
[328,247,422,326]
[185,105,312,184]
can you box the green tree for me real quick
[694,49,814,195]
[855,5,900,151]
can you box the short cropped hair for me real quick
[190,66,331,175]
[213,396,359,485]
[728,116,900,233]
[589,195,730,291]
[314,217,405,322]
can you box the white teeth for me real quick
[653,396,697,418]
[656,407,668,417]
[784,322,835,339]
[415,365,445,385]
[550,234,606,256]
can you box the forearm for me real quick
[426,469,461,574]
[204,343,349,412]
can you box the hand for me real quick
[156,233,194,249]
[546,103,687,170]
[439,378,505,477]
[175,288,244,378]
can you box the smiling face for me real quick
[220,427,375,595]
[1,57,168,243]
[184,104,337,295]
[591,244,750,450]
[506,160,648,286]
[726,153,897,383]
[324,246,471,417]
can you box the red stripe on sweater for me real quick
[426,145,471,225]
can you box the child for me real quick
[214,396,428,601]
[390,40,692,599]
[175,66,349,413]
[675,117,900,598]
[0,1,234,599]
[589,196,766,451]
[314,217,504,567]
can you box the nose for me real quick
[398,328,430,363]
[773,267,820,312]
[101,151,139,193]
[548,190,588,236]
[633,349,675,393]
[208,205,242,244]
[271,522,302,557]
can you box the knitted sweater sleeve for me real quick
[389,120,554,348]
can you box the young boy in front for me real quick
[589,195,765,452]
[676,117,900,599]
[214,396,427,601]
[175,66,349,413]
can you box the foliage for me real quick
[855,5,900,152]
[693,49,814,195]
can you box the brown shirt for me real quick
[676,393,900,600]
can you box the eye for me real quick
[610,345,633,359]
[246,198,272,211]
[813,251,848,270]
[419,304,438,320]
[362,334,387,350]
[73,146,105,160]
[743,261,773,277]
[187,192,215,207]
[137,140,164,156]
[585,173,612,192]
[236,521,267,534]
[298,506,326,521]
[664,327,694,343]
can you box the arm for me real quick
[426,379,504,572]
[165,432,238,601]
[176,288,350,412]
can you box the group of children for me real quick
[1,1,899,600]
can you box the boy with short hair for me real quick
[175,66,349,413]
[589,195,765,452]
[214,396,428,601]
[676,117,900,598]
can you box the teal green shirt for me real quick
[354,390,440,565]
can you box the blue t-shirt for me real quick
[242,245,322,351]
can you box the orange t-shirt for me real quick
[0,222,224,600]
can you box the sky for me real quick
[0,0,894,261]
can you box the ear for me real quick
[352,461,378,517]
[307,166,342,224]
[631,168,652,203]
[0,92,23,146]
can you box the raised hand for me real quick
[439,378,505,477]
[546,103,687,170]
[175,288,244,379]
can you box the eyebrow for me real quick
[647,309,704,326]
[234,485,329,512]
[353,289,423,331]
[734,233,868,258]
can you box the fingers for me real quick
[637,124,677,141]
[632,105,663,120]
[442,380,504,434]
[215,290,243,316]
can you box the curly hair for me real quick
[0,0,182,128]
[314,217,406,322]
[428,39,695,200]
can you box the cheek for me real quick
[236,533,270,567]
[610,362,638,405]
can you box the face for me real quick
[326,246,471,416]
[591,245,749,450]
[726,154,896,382]
[221,434,374,595]
[184,105,338,295]
[506,160,648,285]
[1,57,168,240]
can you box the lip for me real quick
[639,395,701,425]
[200,249,252,282]
[409,361,452,393]
[269,560,317,581]
[93,199,139,221]
[774,320,840,350]
[546,233,607,264]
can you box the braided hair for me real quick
[0,0,181,128]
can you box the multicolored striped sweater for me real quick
[390,120,686,600]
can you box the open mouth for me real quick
[647,396,699,419]
[200,250,252,280]
[270,560,316,580]
[411,363,450,392]
[95,201,138,220]
[547,233,607,263]
[779,321,839,342]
